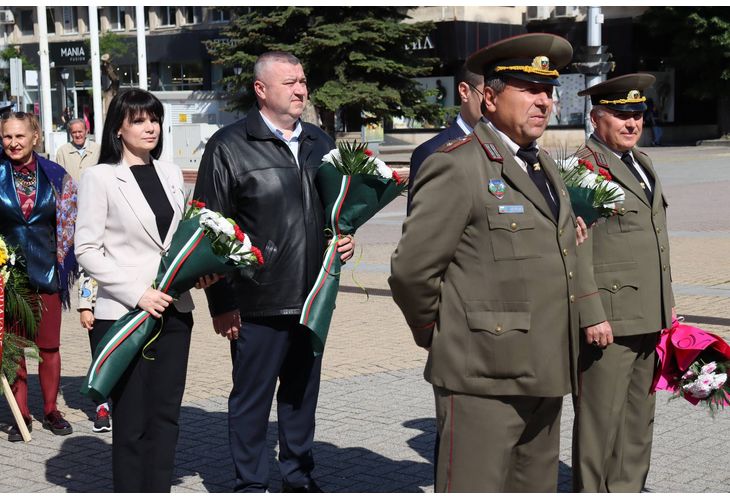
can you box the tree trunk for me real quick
[101,61,120,119]
[719,96,730,137]
[318,108,336,139]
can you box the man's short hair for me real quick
[591,105,608,118]
[253,51,302,81]
[68,118,86,130]
[456,64,483,88]
[484,76,507,95]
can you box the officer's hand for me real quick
[584,321,613,348]
[575,216,588,246]
[337,235,355,263]
[212,309,241,340]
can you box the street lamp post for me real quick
[60,68,70,114]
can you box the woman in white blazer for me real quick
[75,89,216,492]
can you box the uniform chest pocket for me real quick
[608,198,642,234]
[595,265,643,321]
[486,208,540,260]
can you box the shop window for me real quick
[19,9,34,36]
[63,7,78,34]
[159,6,176,27]
[209,7,231,23]
[160,62,204,91]
[183,6,202,25]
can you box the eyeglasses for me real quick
[1,111,29,121]
[467,82,484,98]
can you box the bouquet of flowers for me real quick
[301,141,407,355]
[0,236,41,391]
[81,201,263,402]
[556,150,625,226]
[652,317,730,414]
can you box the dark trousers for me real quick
[229,315,322,492]
[95,307,193,493]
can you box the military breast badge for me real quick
[489,178,506,199]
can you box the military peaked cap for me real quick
[466,33,573,87]
[578,73,656,112]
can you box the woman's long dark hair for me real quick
[98,88,165,164]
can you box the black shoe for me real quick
[8,416,32,442]
[42,410,73,436]
[92,406,111,433]
[281,480,322,493]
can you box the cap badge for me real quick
[532,56,550,71]
[627,90,641,100]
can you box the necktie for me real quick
[516,146,559,220]
[620,152,653,204]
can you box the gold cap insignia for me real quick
[627,90,641,100]
[532,56,550,71]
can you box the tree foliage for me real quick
[640,7,730,100]
[205,7,442,132]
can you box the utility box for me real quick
[162,122,219,170]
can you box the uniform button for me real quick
[561,190,566,197]
[495,324,503,333]
[559,229,564,236]
[663,265,668,271]
[656,227,662,234]
[562,248,568,256]
[510,222,518,230]
[660,246,665,252]
[570,295,575,303]
[568,271,574,279]
[612,284,619,291]
[619,207,626,214]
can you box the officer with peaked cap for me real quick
[390,33,587,492]
[572,73,674,492]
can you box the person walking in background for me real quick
[0,110,78,442]
[55,118,100,181]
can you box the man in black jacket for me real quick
[193,51,354,493]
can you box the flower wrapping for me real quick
[300,143,406,355]
[81,211,262,402]
[556,154,625,226]
[652,317,730,411]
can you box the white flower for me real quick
[711,373,727,390]
[199,208,235,238]
[322,148,341,164]
[9,251,15,266]
[557,155,580,171]
[372,157,393,179]
[683,378,712,399]
[701,361,717,375]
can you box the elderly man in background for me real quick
[55,118,100,180]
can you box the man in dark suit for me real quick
[390,34,587,492]
[572,74,674,493]
[407,65,484,212]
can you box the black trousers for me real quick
[229,315,323,492]
[94,307,193,493]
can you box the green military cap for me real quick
[578,73,656,112]
[466,33,573,87]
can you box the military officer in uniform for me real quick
[389,33,587,492]
[572,73,674,492]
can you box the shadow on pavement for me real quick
[45,435,112,492]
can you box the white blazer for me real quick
[75,158,195,320]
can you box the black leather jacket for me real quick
[193,107,334,318]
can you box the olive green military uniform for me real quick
[390,120,580,492]
[572,135,674,492]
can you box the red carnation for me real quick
[251,246,264,265]
[599,167,611,179]
[234,225,245,242]
[195,200,206,209]
[579,158,595,172]
[392,170,403,185]
[364,149,373,157]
